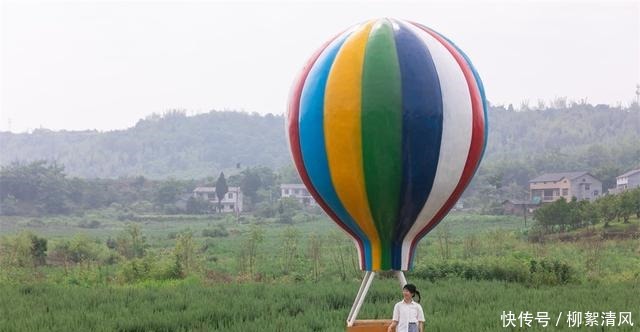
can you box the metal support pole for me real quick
[395,270,407,288]
[347,271,371,325]
[346,271,376,327]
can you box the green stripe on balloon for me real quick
[360,19,403,270]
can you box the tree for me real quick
[186,196,209,214]
[239,169,262,210]
[596,194,618,227]
[277,197,302,224]
[579,199,600,227]
[215,172,229,213]
[533,198,571,231]
[280,226,300,275]
[567,198,584,229]
[618,190,636,223]
[174,231,196,275]
[436,224,451,260]
[244,225,264,276]
[278,164,302,184]
[0,161,70,215]
[227,166,280,211]
[327,231,351,281]
[308,233,323,282]
[632,188,640,218]
[154,179,182,205]
[0,232,47,267]
[116,224,146,259]
[51,234,105,265]
[30,234,47,266]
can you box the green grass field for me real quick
[1,278,638,331]
[1,211,639,331]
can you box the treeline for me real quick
[0,160,304,217]
[1,104,639,212]
[1,104,638,182]
[464,103,639,212]
[0,110,289,179]
[532,188,640,232]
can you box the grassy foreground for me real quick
[1,278,638,332]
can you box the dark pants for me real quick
[408,322,418,332]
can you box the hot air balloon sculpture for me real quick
[286,18,487,327]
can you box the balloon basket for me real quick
[346,319,393,332]
[346,271,408,328]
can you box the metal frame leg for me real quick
[346,271,409,327]
[395,270,407,288]
[347,271,370,324]
[346,271,376,327]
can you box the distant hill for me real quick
[1,105,639,184]
[0,111,289,179]
[479,104,639,192]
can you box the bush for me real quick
[529,258,575,285]
[292,212,314,223]
[255,202,276,218]
[26,219,44,227]
[201,226,229,238]
[129,200,154,213]
[117,212,135,221]
[117,254,184,282]
[0,232,47,267]
[49,235,108,264]
[413,258,576,286]
[77,220,101,228]
[117,257,153,283]
[186,197,210,214]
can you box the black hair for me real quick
[403,283,421,303]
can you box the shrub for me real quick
[49,235,108,264]
[201,226,229,238]
[0,232,47,267]
[413,258,576,286]
[77,220,101,228]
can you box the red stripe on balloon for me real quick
[287,34,366,269]
[407,24,486,266]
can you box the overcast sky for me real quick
[1,0,638,133]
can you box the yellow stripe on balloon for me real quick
[324,20,382,270]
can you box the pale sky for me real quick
[1,0,639,133]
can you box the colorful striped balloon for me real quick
[286,18,488,271]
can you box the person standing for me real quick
[387,284,425,332]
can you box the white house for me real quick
[193,186,243,213]
[613,168,640,193]
[280,184,317,206]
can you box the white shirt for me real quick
[392,300,425,332]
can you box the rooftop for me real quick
[193,186,240,193]
[280,183,306,189]
[617,168,640,178]
[529,171,590,183]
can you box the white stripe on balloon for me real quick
[399,21,474,270]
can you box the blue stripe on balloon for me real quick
[391,20,444,270]
[298,32,373,270]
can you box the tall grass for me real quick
[1,213,639,331]
[0,278,638,331]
